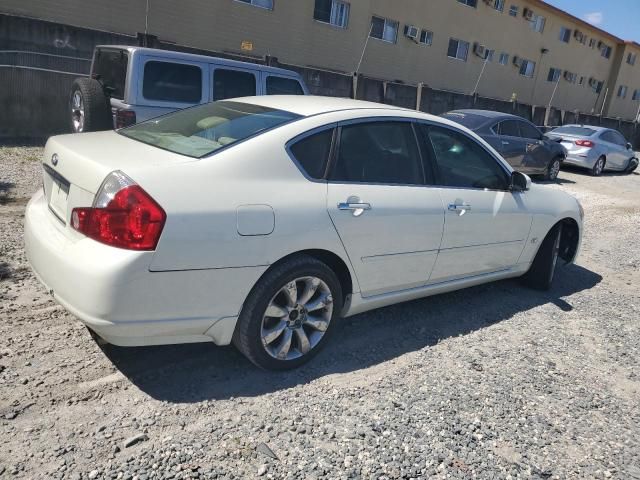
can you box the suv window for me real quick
[426,126,510,190]
[518,121,542,140]
[93,49,128,100]
[266,76,304,95]
[330,122,423,185]
[289,129,333,179]
[496,120,519,137]
[143,61,202,103]
[213,69,257,101]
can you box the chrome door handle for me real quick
[502,141,510,145]
[448,203,472,216]
[338,201,371,217]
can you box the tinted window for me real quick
[331,122,423,185]
[600,131,616,144]
[610,131,627,146]
[518,121,542,140]
[550,126,596,136]
[601,131,626,146]
[266,76,304,95]
[93,49,128,100]
[440,112,487,130]
[497,120,520,137]
[213,69,257,101]
[289,129,333,179]
[143,61,202,103]
[120,101,300,158]
[426,126,509,190]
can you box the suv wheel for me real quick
[70,78,112,133]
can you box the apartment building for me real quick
[2,0,639,120]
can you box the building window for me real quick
[589,38,596,48]
[579,76,585,86]
[531,15,545,33]
[509,5,518,16]
[235,0,273,10]
[601,45,612,59]
[419,29,433,45]
[591,80,604,94]
[486,49,495,62]
[618,85,628,98]
[633,89,640,101]
[499,52,509,65]
[492,0,505,12]
[448,38,470,61]
[627,52,637,65]
[565,71,577,84]
[370,16,399,43]
[313,0,349,28]
[519,59,536,78]
[559,27,571,43]
[547,68,561,82]
[457,0,477,7]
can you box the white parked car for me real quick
[25,96,583,370]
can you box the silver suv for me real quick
[69,46,309,133]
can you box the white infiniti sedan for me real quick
[25,96,583,370]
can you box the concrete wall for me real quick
[2,0,639,119]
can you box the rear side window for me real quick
[213,69,257,100]
[266,76,305,95]
[143,61,202,103]
[426,126,509,190]
[289,129,333,179]
[330,122,424,185]
[440,112,487,130]
[93,49,128,100]
[551,126,596,136]
[496,120,519,137]
[518,121,542,140]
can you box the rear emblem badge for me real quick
[51,154,59,166]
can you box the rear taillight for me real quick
[575,139,594,148]
[71,171,165,250]
[115,109,136,129]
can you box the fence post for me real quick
[416,82,423,111]
[351,73,358,99]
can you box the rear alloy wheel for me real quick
[591,156,605,177]
[545,157,562,181]
[521,224,562,291]
[233,255,342,370]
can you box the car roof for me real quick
[446,109,524,121]
[230,95,418,117]
[96,45,302,77]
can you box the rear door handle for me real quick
[448,203,472,216]
[502,141,510,146]
[338,201,371,217]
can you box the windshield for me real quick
[550,126,597,137]
[119,101,301,158]
[440,112,489,130]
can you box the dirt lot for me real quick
[1,146,639,479]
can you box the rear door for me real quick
[517,120,548,174]
[210,65,259,100]
[419,124,533,282]
[494,120,526,170]
[326,119,444,297]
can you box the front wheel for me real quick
[521,224,562,291]
[626,158,638,174]
[544,157,562,181]
[233,255,343,370]
[591,156,605,176]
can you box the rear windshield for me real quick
[93,49,128,100]
[550,126,597,137]
[440,112,488,130]
[119,101,301,158]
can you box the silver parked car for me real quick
[546,125,638,176]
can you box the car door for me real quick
[608,130,632,169]
[326,119,445,297]
[419,124,533,283]
[517,120,548,174]
[494,120,526,170]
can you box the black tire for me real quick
[521,224,562,291]
[544,156,562,181]
[69,77,112,133]
[591,156,605,176]
[233,255,343,370]
[626,158,638,174]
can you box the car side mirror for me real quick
[511,171,531,192]
[626,142,633,150]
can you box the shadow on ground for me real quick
[103,263,601,403]
[0,181,15,205]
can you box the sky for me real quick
[545,0,640,42]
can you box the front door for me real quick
[420,124,533,283]
[326,120,444,297]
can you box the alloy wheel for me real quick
[549,159,561,180]
[71,91,85,133]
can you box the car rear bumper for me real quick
[24,189,266,346]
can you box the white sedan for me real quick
[25,96,583,370]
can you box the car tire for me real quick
[521,224,562,291]
[544,156,562,181]
[69,78,112,133]
[591,156,605,176]
[233,254,343,370]
[626,158,638,174]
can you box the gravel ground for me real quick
[1,145,639,479]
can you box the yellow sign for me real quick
[241,41,253,52]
